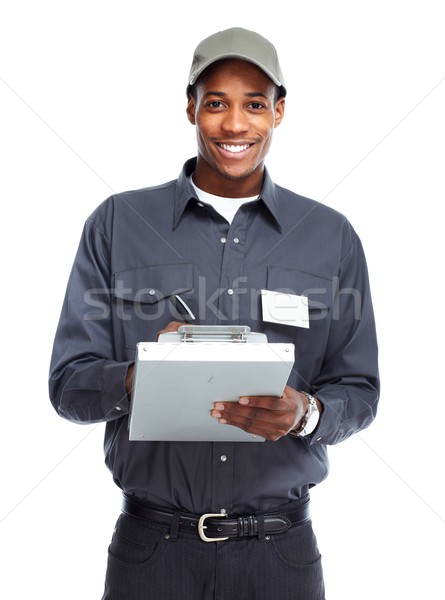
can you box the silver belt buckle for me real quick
[198,513,229,542]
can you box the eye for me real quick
[248,102,267,110]
[206,100,224,109]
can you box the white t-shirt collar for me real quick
[189,176,258,224]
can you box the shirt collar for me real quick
[173,158,283,232]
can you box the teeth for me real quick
[219,143,250,153]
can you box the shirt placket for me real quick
[211,210,247,513]
[217,213,247,324]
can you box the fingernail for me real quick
[239,397,249,405]
[212,411,222,418]
[219,419,227,424]
[214,403,225,410]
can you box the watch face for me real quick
[304,411,319,435]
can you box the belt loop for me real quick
[237,516,244,537]
[248,515,255,537]
[257,513,266,542]
[168,510,181,541]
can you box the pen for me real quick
[169,295,196,323]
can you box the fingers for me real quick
[224,419,285,441]
[125,364,135,395]
[215,414,290,441]
[156,321,185,341]
[210,391,300,441]
[217,412,291,441]
[213,389,295,417]
[239,394,283,410]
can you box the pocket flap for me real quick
[267,266,331,312]
[113,263,193,304]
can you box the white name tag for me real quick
[261,289,310,329]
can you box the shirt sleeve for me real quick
[309,234,380,445]
[49,217,132,424]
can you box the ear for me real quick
[186,94,196,125]
[274,97,285,128]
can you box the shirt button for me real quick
[115,406,122,411]
[220,455,227,462]
[227,289,234,296]
[220,508,227,515]
[233,237,240,244]
[149,289,156,295]
[220,237,227,244]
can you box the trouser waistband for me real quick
[121,494,311,542]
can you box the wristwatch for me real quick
[288,392,320,438]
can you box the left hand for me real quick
[210,385,308,441]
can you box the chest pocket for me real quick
[266,265,332,356]
[113,263,194,351]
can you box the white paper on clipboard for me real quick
[128,326,294,442]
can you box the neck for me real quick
[193,156,264,198]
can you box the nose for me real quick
[221,106,249,135]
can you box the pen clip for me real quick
[169,294,196,323]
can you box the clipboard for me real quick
[128,325,295,442]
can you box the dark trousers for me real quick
[102,510,325,600]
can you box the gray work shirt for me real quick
[49,158,379,514]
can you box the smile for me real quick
[217,143,251,154]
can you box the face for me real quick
[186,59,285,196]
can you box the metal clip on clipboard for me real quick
[129,325,294,443]
[158,325,268,344]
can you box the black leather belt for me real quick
[122,494,310,542]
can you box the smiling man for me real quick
[49,28,379,600]
[187,58,284,194]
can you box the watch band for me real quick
[288,392,319,438]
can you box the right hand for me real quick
[156,320,184,340]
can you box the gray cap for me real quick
[188,27,286,94]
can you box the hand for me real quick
[210,385,309,441]
[125,364,135,395]
[156,321,185,340]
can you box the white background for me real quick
[1,1,444,598]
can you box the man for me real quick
[49,27,379,600]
